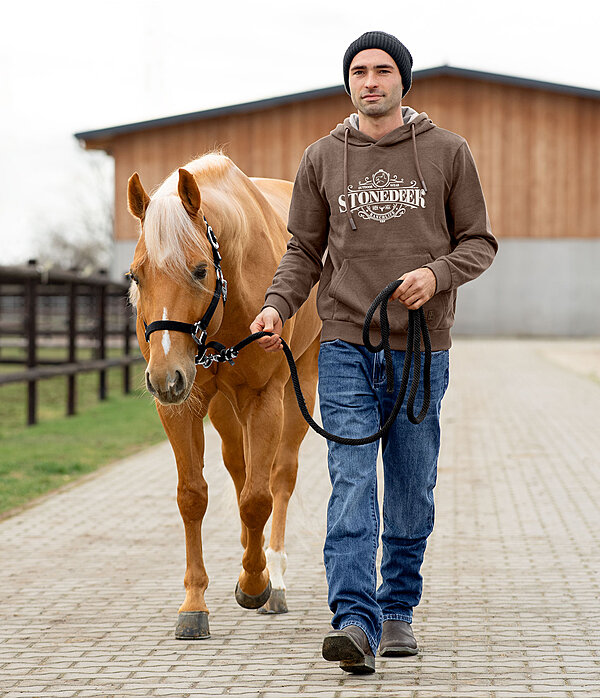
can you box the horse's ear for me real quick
[127,172,150,220]
[178,168,201,216]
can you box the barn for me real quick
[75,65,600,335]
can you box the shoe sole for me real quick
[379,644,419,657]
[322,632,376,674]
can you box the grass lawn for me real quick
[0,359,167,515]
[0,346,145,430]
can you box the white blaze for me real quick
[161,307,171,356]
[266,547,287,590]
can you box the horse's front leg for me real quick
[157,399,213,639]
[235,386,285,609]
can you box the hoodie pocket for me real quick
[424,289,455,330]
[330,253,434,333]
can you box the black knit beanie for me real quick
[343,31,413,97]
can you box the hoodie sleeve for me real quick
[262,151,329,323]
[423,141,498,293]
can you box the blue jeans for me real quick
[318,339,450,655]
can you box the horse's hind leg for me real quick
[157,397,213,640]
[259,336,320,614]
[208,392,249,549]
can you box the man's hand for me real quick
[250,307,283,352]
[391,267,437,310]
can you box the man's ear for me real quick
[127,172,150,220]
[178,168,201,216]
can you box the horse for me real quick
[126,153,321,639]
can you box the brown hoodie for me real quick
[263,106,498,350]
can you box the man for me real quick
[250,31,497,674]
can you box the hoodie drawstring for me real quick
[411,123,428,193]
[344,127,357,231]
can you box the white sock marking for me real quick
[266,547,287,590]
[161,307,171,356]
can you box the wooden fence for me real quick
[0,262,143,426]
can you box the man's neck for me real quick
[357,105,405,140]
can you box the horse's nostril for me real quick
[146,372,157,396]
[174,370,185,394]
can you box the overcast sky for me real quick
[1,0,598,263]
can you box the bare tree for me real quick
[34,150,114,272]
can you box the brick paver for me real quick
[1,339,599,697]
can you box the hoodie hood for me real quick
[330,106,435,145]
[331,106,436,230]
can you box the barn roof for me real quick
[75,65,600,143]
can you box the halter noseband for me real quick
[143,215,235,368]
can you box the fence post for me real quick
[123,294,132,395]
[67,282,77,415]
[97,279,107,401]
[25,261,38,425]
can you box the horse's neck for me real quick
[203,185,283,271]
[202,196,284,334]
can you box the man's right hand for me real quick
[250,307,283,352]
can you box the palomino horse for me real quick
[127,153,321,638]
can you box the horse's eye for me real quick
[126,271,139,284]
[193,264,207,281]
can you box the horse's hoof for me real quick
[175,611,210,639]
[235,580,272,609]
[257,588,288,614]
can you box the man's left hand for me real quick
[391,267,437,310]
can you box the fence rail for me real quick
[0,261,144,425]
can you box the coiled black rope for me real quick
[221,279,431,445]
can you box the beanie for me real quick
[343,31,413,98]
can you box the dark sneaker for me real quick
[379,620,419,656]
[322,625,376,674]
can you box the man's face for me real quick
[348,48,403,118]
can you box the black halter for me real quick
[143,216,233,368]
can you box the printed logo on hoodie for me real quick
[338,169,426,223]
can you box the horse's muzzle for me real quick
[146,368,189,405]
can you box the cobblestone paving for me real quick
[1,339,599,697]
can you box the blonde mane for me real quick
[142,152,261,280]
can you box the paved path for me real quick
[1,339,599,697]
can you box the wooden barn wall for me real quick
[410,77,599,242]
[109,78,599,243]
[112,93,353,243]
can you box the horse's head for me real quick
[127,168,225,405]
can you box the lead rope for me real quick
[221,279,431,445]
[142,217,432,442]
